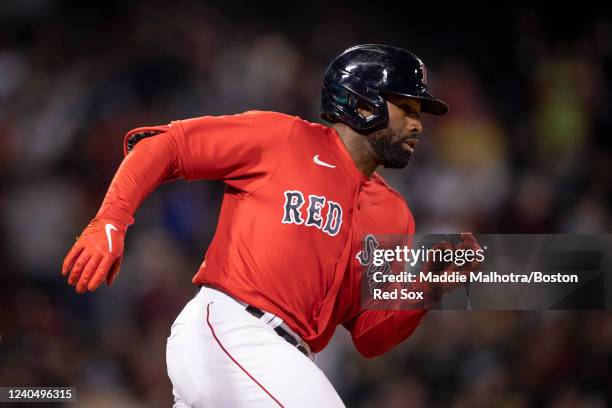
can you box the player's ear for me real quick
[357,106,374,119]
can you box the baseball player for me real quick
[61,44,480,407]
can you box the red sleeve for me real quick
[95,111,294,226]
[343,309,426,358]
[171,111,295,192]
[96,126,179,225]
[342,197,425,358]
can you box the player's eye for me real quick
[401,105,417,114]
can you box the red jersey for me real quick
[104,111,426,356]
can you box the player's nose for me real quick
[405,115,423,134]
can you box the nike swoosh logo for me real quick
[105,223,118,252]
[313,155,336,168]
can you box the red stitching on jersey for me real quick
[206,302,285,407]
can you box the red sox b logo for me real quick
[282,190,343,236]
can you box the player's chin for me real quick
[381,152,412,169]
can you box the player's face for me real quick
[365,96,423,168]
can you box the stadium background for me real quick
[0,1,611,406]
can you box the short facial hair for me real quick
[365,128,411,168]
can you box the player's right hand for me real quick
[61,217,127,294]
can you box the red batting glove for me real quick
[61,218,127,294]
[419,233,482,302]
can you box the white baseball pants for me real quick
[165,286,346,407]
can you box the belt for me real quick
[244,305,310,358]
[198,286,312,359]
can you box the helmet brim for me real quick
[385,91,449,115]
[420,94,449,115]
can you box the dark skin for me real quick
[331,95,423,177]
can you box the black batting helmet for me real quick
[320,44,448,133]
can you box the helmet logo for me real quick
[419,60,428,86]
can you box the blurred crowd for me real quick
[0,1,611,407]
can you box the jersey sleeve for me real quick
[342,196,425,358]
[99,127,180,226]
[343,309,426,358]
[170,111,295,192]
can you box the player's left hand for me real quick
[61,217,127,294]
[419,232,482,302]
